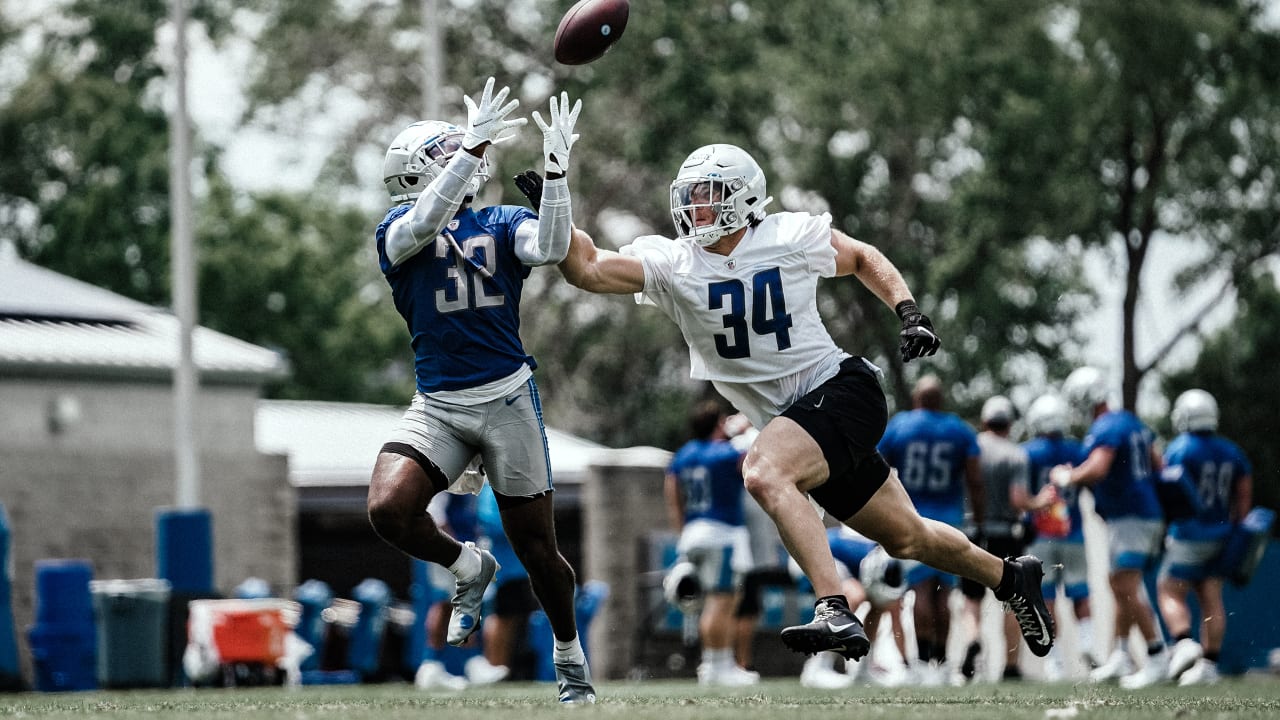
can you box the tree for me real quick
[1064,0,1280,409]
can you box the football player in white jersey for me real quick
[546,142,1056,663]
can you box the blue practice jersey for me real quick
[827,528,876,579]
[376,203,538,393]
[1082,410,1163,520]
[669,439,746,526]
[476,484,528,582]
[1023,434,1089,543]
[878,409,980,527]
[1162,432,1252,542]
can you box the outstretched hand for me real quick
[513,170,544,209]
[896,300,941,363]
[462,76,526,151]
[532,91,581,177]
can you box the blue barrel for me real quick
[346,578,390,678]
[293,580,333,672]
[29,559,96,691]
[155,508,214,594]
[0,505,21,689]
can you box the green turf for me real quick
[1,678,1278,719]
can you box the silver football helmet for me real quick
[860,545,908,607]
[1026,393,1070,436]
[382,120,488,203]
[1062,366,1109,412]
[662,560,704,615]
[669,143,773,246]
[1172,389,1218,433]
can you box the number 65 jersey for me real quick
[622,211,849,427]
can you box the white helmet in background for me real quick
[662,561,704,615]
[1062,366,1109,414]
[1172,389,1219,433]
[383,120,489,203]
[1026,394,1070,436]
[860,546,908,607]
[980,395,1015,426]
[669,144,773,246]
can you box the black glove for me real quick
[512,169,544,210]
[895,300,941,363]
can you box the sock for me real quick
[1077,616,1095,659]
[993,560,1017,601]
[1204,651,1219,663]
[554,635,586,665]
[1147,640,1165,656]
[447,543,481,582]
[702,647,733,670]
[817,594,850,611]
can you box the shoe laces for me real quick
[1004,594,1044,640]
[812,600,846,623]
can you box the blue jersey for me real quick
[877,409,980,527]
[443,492,479,544]
[1023,434,1089,542]
[828,528,876,579]
[376,203,538,393]
[1082,410,1163,520]
[669,439,746,526]
[1162,432,1251,542]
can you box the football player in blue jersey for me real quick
[1156,389,1253,686]
[365,78,595,704]
[876,375,982,684]
[1053,366,1168,688]
[1017,393,1095,681]
[664,400,760,687]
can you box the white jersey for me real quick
[622,211,850,429]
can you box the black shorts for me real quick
[492,577,539,618]
[781,356,891,520]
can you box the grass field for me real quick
[2,678,1279,720]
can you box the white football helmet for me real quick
[1026,393,1070,436]
[662,560,704,615]
[980,395,1015,425]
[1172,389,1218,433]
[1062,366,1109,413]
[383,120,489,203]
[669,144,773,246]
[859,546,908,607]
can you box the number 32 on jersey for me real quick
[707,267,793,359]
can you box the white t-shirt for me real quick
[623,211,849,429]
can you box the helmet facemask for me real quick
[669,144,772,247]
[384,122,489,203]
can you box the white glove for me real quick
[532,91,581,176]
[462,76,526,151]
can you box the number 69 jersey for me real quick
[622,211,847,425]
[376,203,538,395]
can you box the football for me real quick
[553,0,629,65]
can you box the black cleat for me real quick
[780,599,870,661]
[960,641,982,681]
[1003,555,1055,657]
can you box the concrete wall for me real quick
[0,376,294,679]
[581,447,672,680]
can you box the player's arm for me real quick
[513,93,582,266]
[964,456,985,527]
[387,77,525,267]
[830,229,940,362]
[664,472,685,532]
[557,227,646,294]
[1053,446,1115,488]
[1231,473,1253,523]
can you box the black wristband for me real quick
[895,299,920,322]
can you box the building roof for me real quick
[255,399,610,488]
[0,242,287,382]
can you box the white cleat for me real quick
[464,655,510,685]
[1167,638,1204,681]
[800,657,853,690]
[1119,649,1169,690]
[699,663,761,687]
[414,660,469,691]
[1089,648,1136,683]
[1177,658,1220,686]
